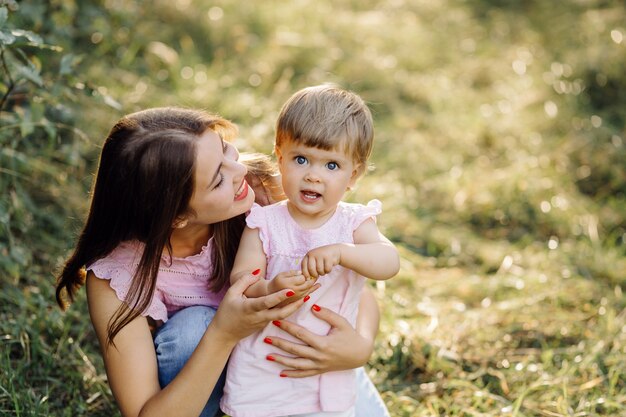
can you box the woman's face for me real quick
[185,129,254,226]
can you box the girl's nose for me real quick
[304,169,320,182]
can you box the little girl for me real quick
[221,85,400,417]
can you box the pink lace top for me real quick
[87,239,226,323]
[221,199,382,417]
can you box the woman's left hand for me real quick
[264,304,374,377]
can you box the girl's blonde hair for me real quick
[275,84,374,177]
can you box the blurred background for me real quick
[1,0,624,415]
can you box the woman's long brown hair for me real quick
[55,107,248,344]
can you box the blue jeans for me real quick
[154,306,390,417]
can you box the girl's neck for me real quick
[168,224,212,258]
[286,201,338,229]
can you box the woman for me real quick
[56,107,389,417]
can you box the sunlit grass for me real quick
[2,0,625,415]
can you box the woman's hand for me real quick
[268,270,320,307]
[211,273,306,344]
[263,303,375,377]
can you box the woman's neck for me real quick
[168,224,212,258]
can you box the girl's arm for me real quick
[340,217,400,280]
[230,226,270,298]
[262,286,380,377]
[87,271,304,417]
[231,226,318,301]
[301,218,399,281]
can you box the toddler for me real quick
[221,85,399,417]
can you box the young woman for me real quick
[55,107,390,417]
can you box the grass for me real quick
[1,0,625,415]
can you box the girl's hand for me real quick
[264,304,373,377]
[301,244,342,280]
[211,273,305,344]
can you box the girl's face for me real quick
[276,140,360,226]
[185,129,254,226]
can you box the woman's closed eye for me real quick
[213,172,225,189]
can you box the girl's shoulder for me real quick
[336,199,382,217]
[246,200,289,225]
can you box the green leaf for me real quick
[10,29,44,46]
[16,64,43,87]
[0,29,16,46]
[0,7,7,26]
[59,54,75,76]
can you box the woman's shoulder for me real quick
[88,240,142,272]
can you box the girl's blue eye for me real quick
[295,156,307,165]
[326,162,339,170]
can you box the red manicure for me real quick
[312,304,321,312]
[266,355,275,361]
[263,337,272,344]
[252,269,261,275]
[286,290,295,297]
[272,320,281,327]
[279,373,288,378]
[303,295,310,302]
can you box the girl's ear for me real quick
[347,163,362,189]
[172,217,188,229]
[274,145,283,163]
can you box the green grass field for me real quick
[1,0,625,416]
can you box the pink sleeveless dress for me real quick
[221,199,382,417]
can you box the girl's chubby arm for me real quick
[301,218,399,280]
[230,226,271,298]
[231,226,317,301]
[87,270,304,417]
[342,218,399,280]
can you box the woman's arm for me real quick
[263,286,380,377]
[87,271,305,417]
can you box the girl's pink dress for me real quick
[87,238,225,322]
[221,199,382,417]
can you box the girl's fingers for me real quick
[317,259,326,276]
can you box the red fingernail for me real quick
[264,337,272,344]
[286,290,295,297]
[266,355,275,361]
[280,373,288,378]
[272,320,281,327]
[252,269,261,275]
[312,304,321,312]
[303,295,310,302]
